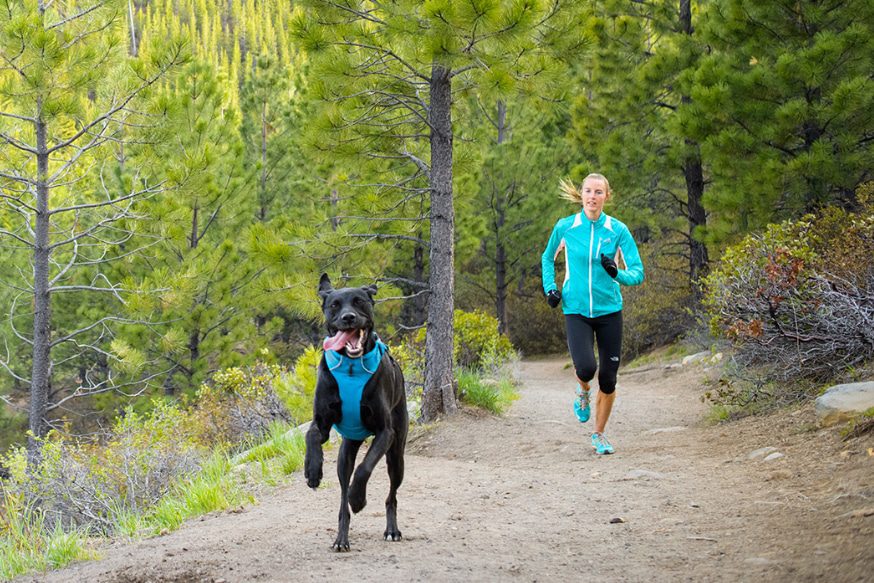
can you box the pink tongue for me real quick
[324,330,356,351]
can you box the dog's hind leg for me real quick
[333,438,363,552]
[348,428,394,514]
[384,440,404,541]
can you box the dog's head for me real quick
[318,273,377,358]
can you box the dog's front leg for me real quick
[333,438,363,552]
[304,413,333,490]
[305,366,340,490]
[348,427,394,513]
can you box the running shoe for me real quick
[591,432,615,455]
[574,385,590,423]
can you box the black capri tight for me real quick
[565,311,623,394]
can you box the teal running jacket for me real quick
[541,212,644,317]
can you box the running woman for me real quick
[541,173,644,455]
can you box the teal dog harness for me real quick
[324,338,388,440]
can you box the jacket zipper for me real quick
[588,222,595,317]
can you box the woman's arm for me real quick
[541,221,565,294]
[615,227,644,286]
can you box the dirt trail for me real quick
[23,357,873,582]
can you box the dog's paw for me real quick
[384,529,403,542]
[304,462,322,490]
[348,481,367,513]
[331,538,350,552]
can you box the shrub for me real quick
[272,347,321,425]
[704,205,874,383]
[452,310,516,371]
[410,309,516,372]
[1,400,204,534]
[506,278,567,356]
[456,370,518,415]
[195,364,291,444]
[621,239,696,360]
[0,491,93,580]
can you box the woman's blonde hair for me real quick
[559,173,611,204]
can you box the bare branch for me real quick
[46,2,107,30]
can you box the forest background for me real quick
[0,0,871,463]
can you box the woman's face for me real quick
[581,178,609,218]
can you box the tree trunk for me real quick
[494,100,508,334]
[422,64,457,421]
[680,0,709,298]
[330,188,340,231]
[28,97,52,463]
[682,135,709,295]
[127,0,138,57]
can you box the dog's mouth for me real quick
[323,328,368,357]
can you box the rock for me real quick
[815,381,874,427]
[840,507,874,519]
[623,469,666,480]
[744,557,775,566]
[682,351,710,365]
[762,452,784,462]
[645,426,687,435]
[609,517,625,524]
[747,446,778,460]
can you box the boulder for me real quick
[815,382,874,427]
[682,351,710,365]
[747,446,778,460]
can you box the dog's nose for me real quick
[341,312,356,325]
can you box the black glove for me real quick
[546,289,561,308]
[600,253,618,278]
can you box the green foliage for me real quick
[272,347,321,425]
[146,451,249,534]
[410,309,516,372]
[621,240,696,360]
[456,370,519,415]
[0,351,319,578]
[692,0,874,238]
[0,492,94,582]
[236,422,306,480]
[195,364,291,445]
[452,310,516,371]
[505,278,567,356]
[1,402,205,535]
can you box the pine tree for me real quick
[691,0,874,238]
[571,1,712,295]
[293,0,588,420]
[118,59,260,394]
[0,0,187,460]
[458,95,571,333]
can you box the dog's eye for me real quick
[330,301,340,310]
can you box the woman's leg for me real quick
[565,314,597,387]
[593,311,623,434]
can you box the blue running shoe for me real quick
[574,386,590,423]
[591,432,615,455]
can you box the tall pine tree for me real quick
[293,0,588,420]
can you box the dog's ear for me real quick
[318,273,333,300]
[362,284,377,304]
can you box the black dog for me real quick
[304,273,408,551]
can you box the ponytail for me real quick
[559,173,611,204]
